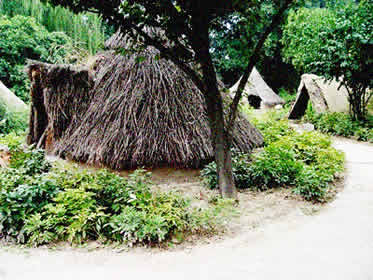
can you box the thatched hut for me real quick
[26,37,263,170]
[229,67,285,109]
[288,74,349,119]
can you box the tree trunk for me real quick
[191,19,237,199]
[207,88,237,199]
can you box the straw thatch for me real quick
[27,45,263,169]
[288,74,349,119]
[230,67,285,109]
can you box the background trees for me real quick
[0,15,73,102]
[210,4,299,91]
[0,0,108,54]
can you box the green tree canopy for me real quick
[0,15,73,102]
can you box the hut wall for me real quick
[27,62,94,150]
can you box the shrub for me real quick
[252,116,294,145]
[294,166,329,202]
[201,150,252,190]
[354,127,373,143]
[248,142,303,190]
[0,173,60,242]
[201,114,345,202]
[278,88,296,106]
[0,0,107,55]
[0,102,28,135]
[0,138,231,246]
[304,108,373,143]
[276,132,331,164]
[24,188,107,245]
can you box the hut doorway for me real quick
[247,95,262,109]
[288,87,310,119]
[27,67,48,147]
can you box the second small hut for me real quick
[26,33,263,170]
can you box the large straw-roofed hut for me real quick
[26,32,263,170]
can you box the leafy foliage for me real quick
[201,112,345,202]
[0,0,108,54]
[0,102,28,135]
[210,5,299,90]
[304,106,373,142]
[0,15,74,102]
[0,138,232,246]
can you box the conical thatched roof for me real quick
[26,42,263,169]
[288,74,349,119]
[230,67,285,109]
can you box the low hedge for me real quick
[0,135,233,246]
[201,111,345,202]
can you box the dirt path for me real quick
[1,138,372,280]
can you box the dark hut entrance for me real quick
[247,95,262,109]
[27,66,48,147]
[288,87,310,119]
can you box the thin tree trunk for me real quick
[191,18,237,199]
[202,61,237,199]
[206,87,237,199]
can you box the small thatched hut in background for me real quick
[229,67,285,109]
[26,35,263,170]
[288,74,349,119]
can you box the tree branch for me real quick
[226,0,295,136]
[129,25,206,93]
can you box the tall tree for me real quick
[43,0,294,199]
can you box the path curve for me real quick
[0,139,372,280]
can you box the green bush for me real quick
[0,101,28,135]
[0,139,231,246]
[201,150,253,190]
[252,116,295,145]
[248,142,303,190]
[201,114,345,202]
[294,166,329,202]
[0,15,74,102]
[0,174,61,242]
[304,108,373,143]
[278,88,296,106]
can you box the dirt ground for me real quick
[0,138,372,280]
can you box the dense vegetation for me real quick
[0,134,234,246]
[0,102,28,135]
[283,1,373,120]
[201,109,345,202]
[304,106,373,143]
[0,15,74,102]
[0,0,107,54]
